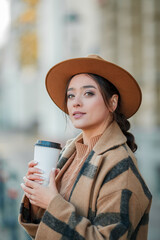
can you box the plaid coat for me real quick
[19,121,152,240]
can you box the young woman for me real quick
[19,55,152,240]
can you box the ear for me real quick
[109,94,119,112]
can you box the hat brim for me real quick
[45,57,142,119]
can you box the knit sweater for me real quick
[60,134,101,200]
[19,121,152,240]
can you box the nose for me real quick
[73,95,82,107]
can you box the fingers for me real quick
[27,167,43,176]
[21,176,41,201]
[21,177,41,203]
[27,160,43,177]
[28,160,38,167]
[21,181,39,205]
[21,172,59,209]
[27,160,43,181]
[27,174,45,182]
[21,182,33,195]
[23,176,39,189]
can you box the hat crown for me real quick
[87,54,104,61]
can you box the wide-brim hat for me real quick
[45,55,142,119]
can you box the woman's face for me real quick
[66,74,114,132]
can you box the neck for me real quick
[82,118,113,145]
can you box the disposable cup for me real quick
[34,140,62,185]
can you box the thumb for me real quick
[49,168,56,188]
[55,168,60,177]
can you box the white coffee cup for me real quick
[34,140,62,186]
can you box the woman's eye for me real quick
[67,94,74,99]
[85,91,95,96]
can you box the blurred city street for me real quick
[0,130,34,240]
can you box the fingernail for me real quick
[23,176,27,181]
[38,169,44,174]
[39,176,45,180]
[52,168,56,172]
[39,181,44,184]
[33,161,38,164]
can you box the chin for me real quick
[72,122,88,130]
[73,124,85,129]
[74,124,92,131]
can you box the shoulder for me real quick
[97,143,152,211]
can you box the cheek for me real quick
[67,101,72,116]
[91,99,109,116]
[91,97,106,109]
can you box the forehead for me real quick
[68,73,98,88]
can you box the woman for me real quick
[19,55,152,240]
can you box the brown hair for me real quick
[64,73,137,152]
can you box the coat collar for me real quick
[61,121,127,159]
[93,121,127,155]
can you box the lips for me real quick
[73,111,86,119]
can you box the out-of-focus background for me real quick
[0,0,159,239]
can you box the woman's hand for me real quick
[21,168,60,209]
[26,160,44,183]
[23,160,45,215]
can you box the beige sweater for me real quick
[60,134,101,200]
[19,121,152,240]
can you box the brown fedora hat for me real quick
[45,55,142,119]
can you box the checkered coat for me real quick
[19,121,152,240]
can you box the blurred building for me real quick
[0,0,160,239]
[100,0,160,128]
[1,0,160,130]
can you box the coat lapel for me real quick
[93,121,127,155]
[56,132,82,183]
[56,121,127,217]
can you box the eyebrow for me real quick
[67,85,97,92]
